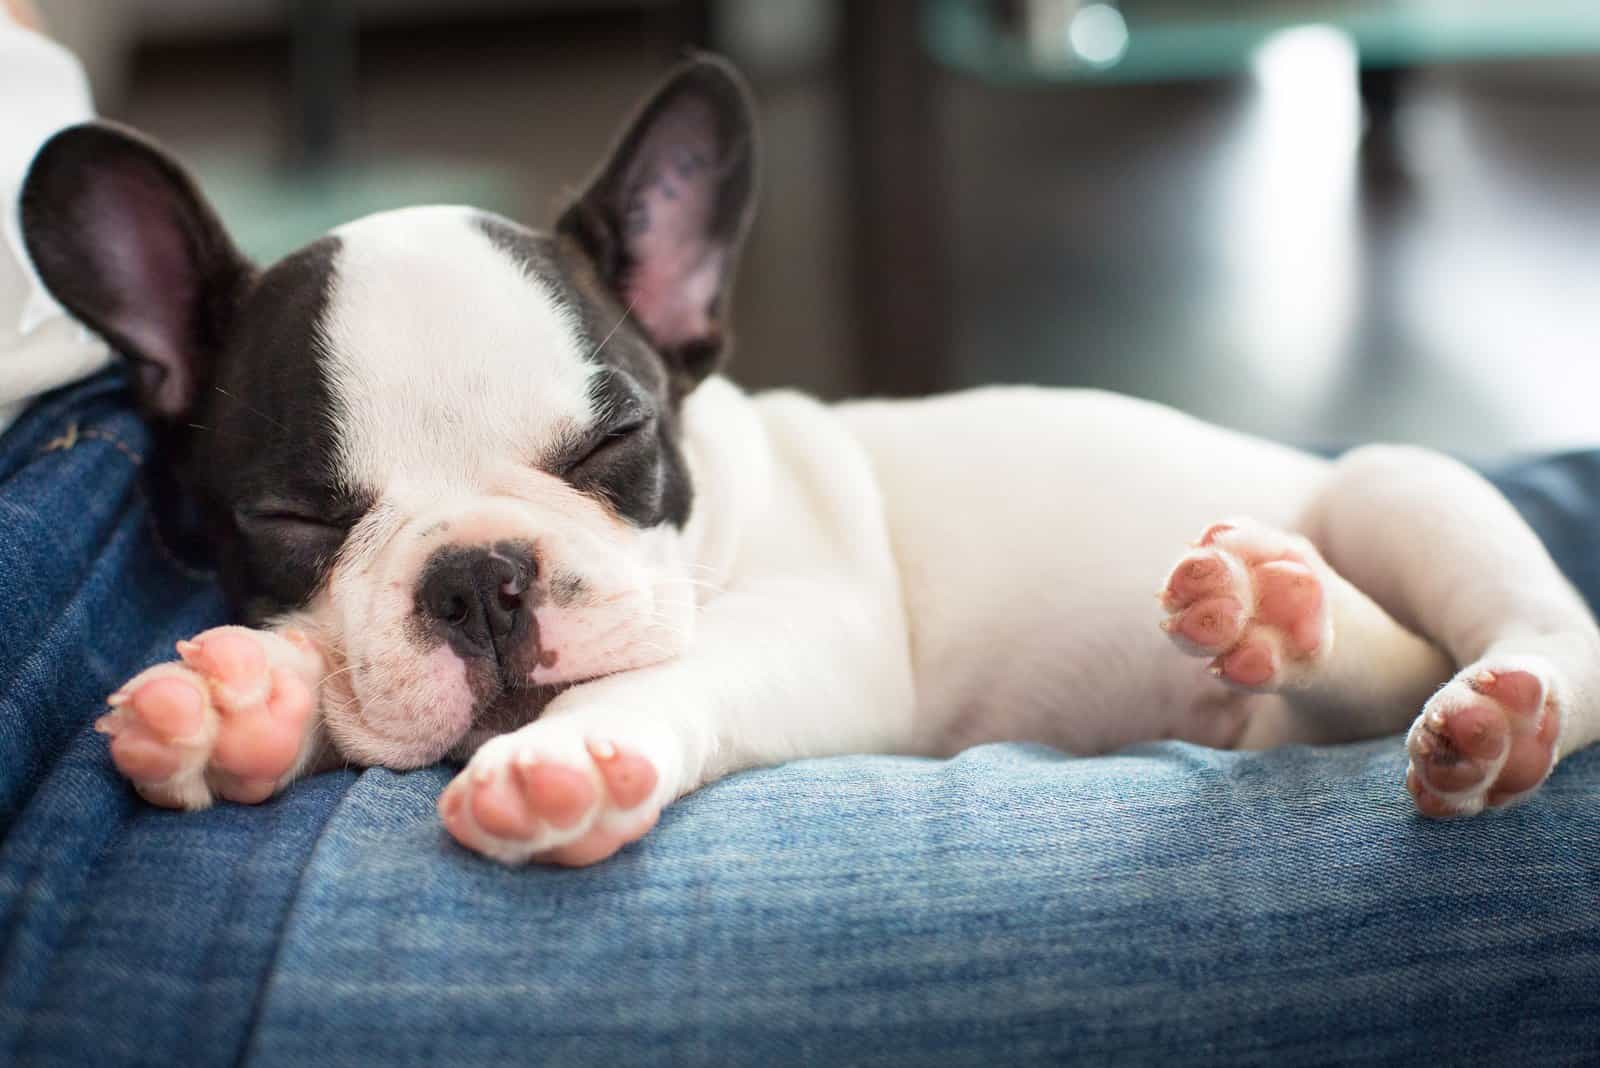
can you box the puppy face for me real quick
[21,57,756,767]
[214,210,704,768]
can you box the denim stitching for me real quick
[77,429,145,466]
[34,420,146,467]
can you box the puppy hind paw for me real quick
[1407,662,1561,817]
[1160,519,1330,691]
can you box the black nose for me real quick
[417,542,536,660]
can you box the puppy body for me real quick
[674,382,1595,765]
[700,382,1320,765]
[839,387,1323,757]
[401,370,1600,868]
[23,59,1600,865]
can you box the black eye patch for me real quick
[563,416,666,521]
[475,215,696,530]
[563,412,654,475]
[229,493,368,609]
[232,510,348,566]
[234,493,365,534]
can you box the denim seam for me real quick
[33,421,146,467]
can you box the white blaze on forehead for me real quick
[319,206,597,492]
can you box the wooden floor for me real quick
[116,13,1600,454]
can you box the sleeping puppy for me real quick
[22,57,1599,865]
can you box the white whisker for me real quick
[587,298,637,364]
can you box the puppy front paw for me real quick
[1407,660,1561,817]
[439,723,664,867]
[96,626,319,809]
[1160,519,1331,690]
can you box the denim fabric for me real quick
[2,371,1599,1066]
[0,370,351,1062]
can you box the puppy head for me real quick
[20,56,757,767]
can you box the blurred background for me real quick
[34,0,1600,454]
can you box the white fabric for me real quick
[0,16,109,434]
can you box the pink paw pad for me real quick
[1408,666,1559,816]
[521,761,599,829]
[1252,561,1324,654]
[126,676,206,740]
[1218,641,1277,688]
[458,759,600,841]
[98,627,314,806]
[178,630,265,690]
[441,740,662,867]
[1160,519,1330,690]
[210,667,313,781]
[108,730,183,782]
[1165,551,1232,604]
[590,744,658,809]
[1172,597,1245,649]
[98,671,209,784]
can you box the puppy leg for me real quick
[439,583,917,866]
[1301,445,1600,816]
[1161,518,1454,745]
[96,621,331,809]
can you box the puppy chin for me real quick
[325,645,478,768]
[446,684,570,761]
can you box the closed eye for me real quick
[234,505,357,536]
[566,415,652,472]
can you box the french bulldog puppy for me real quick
[21,57,1599,866]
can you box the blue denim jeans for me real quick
[3,369,1599,1067]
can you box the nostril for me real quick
[497,578,524,615]
[424,584,472,628]
[441,594,470,627]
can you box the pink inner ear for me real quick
[119,318,192,413]
[621,99,727,349]
[85,171,202,414]
[629,244,723,349]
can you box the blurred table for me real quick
[844,0,1600,397]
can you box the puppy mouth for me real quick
[470,674,572,735]
[448,682,572,760]
[452,616,551,715]
[447,615,588,740]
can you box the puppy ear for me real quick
[19,121,252,419]
[558,54,757,387]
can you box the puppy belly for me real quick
[929,608,1270,757]
[839,386,1331,755]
